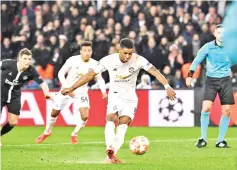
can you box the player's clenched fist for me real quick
[45,94,53,100]
[166,87,176,101]
[102,92,108,100]
[186,77,192,87]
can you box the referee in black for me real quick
[1,48,52,145]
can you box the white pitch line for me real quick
[2,138,237,147]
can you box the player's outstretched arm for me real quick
[95,74,108,99]
[58,59,72,88]
[61,70,97,95]
[31,67,52,99]
[186,44,208,87]
[40,82,52,99]
[147,66,176,101]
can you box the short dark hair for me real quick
[18,48,32,58]
[80,41,92,48]
[120,38,134,49]
[216,24,223,29]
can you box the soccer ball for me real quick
[129,136,149,155]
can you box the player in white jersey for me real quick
[35,41,107,144]
[61,38,176,163]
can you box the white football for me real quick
[129,136,149,155]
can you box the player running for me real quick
[186,24,234,148]
[35,41,107,144]
[0,48,52,145]
[61,38,176,163]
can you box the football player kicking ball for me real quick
[61,38,176,163]
[35,41,107,144]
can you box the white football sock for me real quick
[44,116,57,134]
[71,119,87,136]
[105,121,116,150]
[114,124,128,154]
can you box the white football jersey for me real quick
[94,53,152,101]
[58,55,101,94]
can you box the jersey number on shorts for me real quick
[81,96,88,103]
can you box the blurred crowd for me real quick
[1,0,237,89]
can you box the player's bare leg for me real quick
[35,109,60,143]
[106,115,131,164]
[71,107,89,144]
[104,113,123,164]
[114,116,131,154]
[105,113,118,157]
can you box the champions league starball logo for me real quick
[158,97,184,122]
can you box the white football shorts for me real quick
[53,91,90,110]
[107,92,138,120]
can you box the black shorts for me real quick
[1,99,21,115]
[204,76,235,105]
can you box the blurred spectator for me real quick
[171,24,181,42]
[198,12,206,27]
[159,37,169,61]
[200,23,213,47]
[93,33,110,61]
[128,2,141,22]
[70,7,81,31]
[48,35,58,52]
[175,35,193,63]
[183,22,196,44]
[43,21,55,40]
[164,15,175,41]
[146,6,157,29]
[59,34,71,64]
[32,34,52,67]
[143,37,163,71]
[115,4,125,23]
[176,6,185,23]
[87,6,97,26]
[150,16,161,32]
[167,44,183,75]
[114,22,122,36]
[32,15,44,33]
[1,37,15,60]
[137,74,152,89]
[1,3,14,37]
[173,70,184,88]
[51,3,64,22]
[154,24,165,44]
[205,6,217,23]
[192,34,200,57]
[42,3,53,25]
[97,9,110,29]
[84,25,94,41]
[70,33,83,55]
[133,12,147,32]
[161,65,173,87]
[61,18,74,42]
[121,15,132,38]
[192,6,200,22]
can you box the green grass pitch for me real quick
[1,127,236,170]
